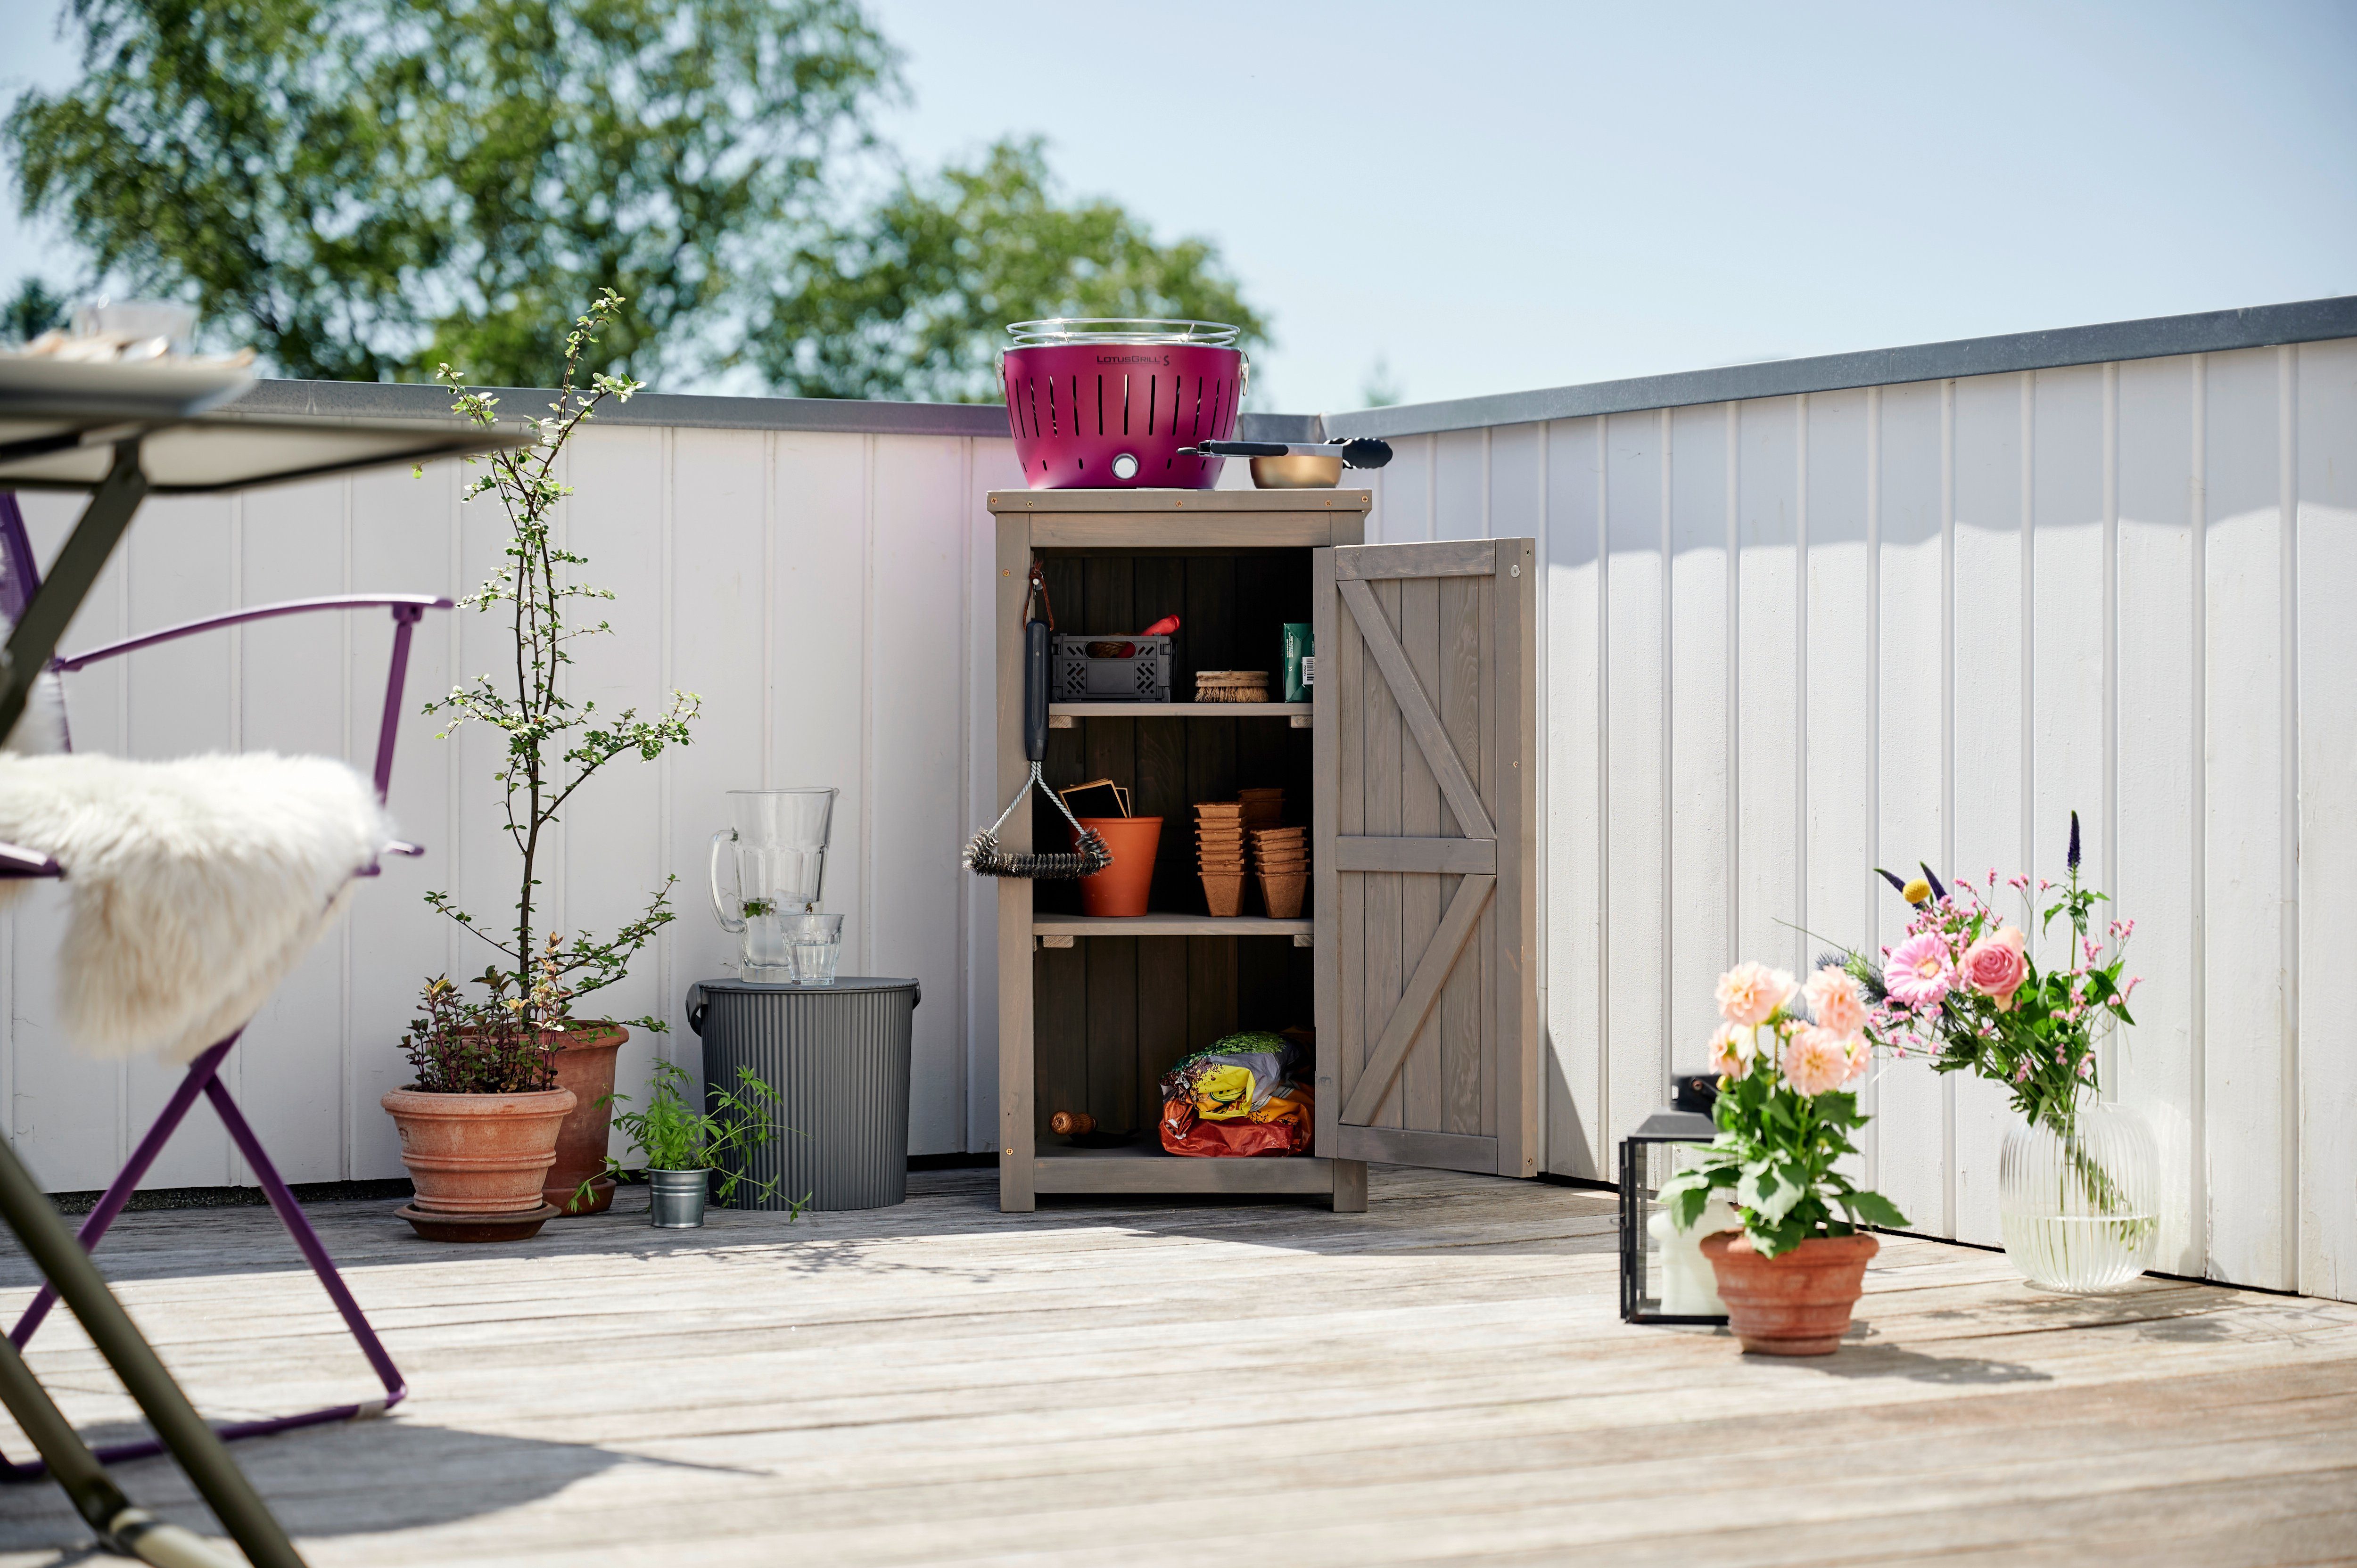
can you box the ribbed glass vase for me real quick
[1998,1101,2159,1293]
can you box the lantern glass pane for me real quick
[1622,1135,1727,1323]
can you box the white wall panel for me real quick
[5,337,2349,1302]
[1437,337,2355,1300]
[2295,338,2357,1302]
[2,424,1017,1190]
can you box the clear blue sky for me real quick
[5,0,2352,413]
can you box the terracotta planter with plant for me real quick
[1661,959,1908,1356]
[1699,1231,1880,1355]
[389,292,700,1230]
[545,1023,627,1214]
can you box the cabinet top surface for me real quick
[988,488,1372,515]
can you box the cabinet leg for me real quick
[1331,1159,1368,1213]
[1000,1158,1037,1214]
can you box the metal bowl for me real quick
[1250,453,1343,489]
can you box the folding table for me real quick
[0,358,530,1568]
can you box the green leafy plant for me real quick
[400,962,569,1094]
[1661,963,1907,1257]
[590,1059,808,1214]
[423,290,700,1033]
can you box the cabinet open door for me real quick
[1311,538,1539,1178]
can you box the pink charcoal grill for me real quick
[1001,319,1247,490]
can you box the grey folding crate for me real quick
[1052,633,1172,702]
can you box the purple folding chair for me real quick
[0,491,447,1476]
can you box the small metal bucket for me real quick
[648,1168,709,1229]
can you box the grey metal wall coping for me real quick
[1321,295,2357,439]
[232,376,1324,443]
[224,294,2351,445]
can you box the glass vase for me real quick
[1997,1100,2159,1293]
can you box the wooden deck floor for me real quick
[1,1167,2353,1566]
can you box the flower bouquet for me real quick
[1660,962,1908,1354]
[1845,811,2158,1292]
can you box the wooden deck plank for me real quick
[0,1169,2351,1566]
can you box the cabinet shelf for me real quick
[1031,912,1312,938]
[1034,1143,1337,1195]
[1048,701,1310,727]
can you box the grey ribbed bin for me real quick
[688,977,919,1212]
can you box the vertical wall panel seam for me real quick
[1482,427,1493,539]
[862,434,877,973]
[2102,363,2120,1100]
[658,428,676,1056]
[1594,417,1610,1152]
[445,454,462,988]
[762,431,777,790]
[2278,344,2300,1289]
[956,435,974,1146]
[1658,408,1673,1097]
[1426,434,1439,542]
[1795,396,1809,976]
[115,510,130,1169]
[2019,374,2035,903]
[339,475,354,1177]
[2190,353,2209,1275]
[1532,424,1552,1170]
[227,490,245,1182]
[1865,386,1882,1192]
[1940,378,1957,1237]
[1725,404,1740,971]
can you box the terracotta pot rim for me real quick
[1702,1230,1881,1262]
[545,1023,628,1051]
[382,1087,578,1114]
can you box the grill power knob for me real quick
[1110,452,1140,480]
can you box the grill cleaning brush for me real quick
[964,607,1111,879]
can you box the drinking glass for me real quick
[783,913,844,986]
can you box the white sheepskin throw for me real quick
[0,752,390,1063]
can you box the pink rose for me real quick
[1803,965,1868,1036]
[1715,961,1797,1027]
[1961,926,2028,1010]
[1885,932,1953,1007]
[1781,1026,1853,1098]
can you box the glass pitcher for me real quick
[709,788,836,982]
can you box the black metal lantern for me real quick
[1618,1072,1729,1324]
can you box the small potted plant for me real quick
[382,963,576,1239]
[407,290,700,1217]
[599,1059,806,1229]
[1660,961,1907,1355]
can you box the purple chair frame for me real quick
[0,493,448,1476]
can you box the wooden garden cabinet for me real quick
[991,489,1538,1213]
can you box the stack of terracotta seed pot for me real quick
[1252,826,1309,918]
[1195,802,1246,915]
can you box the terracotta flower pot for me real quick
[1073,816,1162,917]
[382,1087,577,1216]
[544,1023,627,1215]
[1699,1230,1879,1355]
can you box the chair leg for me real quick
[0,1133,304,1568]
[10,1036,240,1350]
[5,1034,405,1470]
[0,1335,246,1568]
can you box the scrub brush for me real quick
[963,590,1111,879]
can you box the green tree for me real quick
[752,137,1268,402]
[5,0,895,385]
[2,278,66,345]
